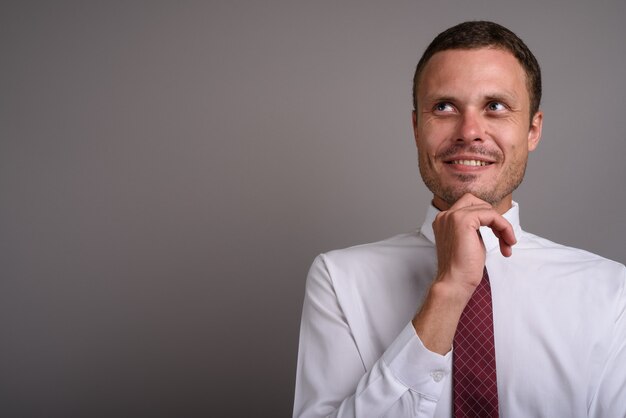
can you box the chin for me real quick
[440,187,500,207]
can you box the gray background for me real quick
[2,1,625,417]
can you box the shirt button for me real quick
[431,370,444,382]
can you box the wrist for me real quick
[430,277,475,306]
[412,280,474,355]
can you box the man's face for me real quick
[413,48,543,213]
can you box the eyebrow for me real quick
[484,92,518,103]
[423,95,455,104]
[422,91,520,105]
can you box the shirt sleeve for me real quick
[293,255,452,418]
[588,265,626,417]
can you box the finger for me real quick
[479,213,516,257]
[496,230,516,256]
[475,211,517,246]
[435,199,517,257]
[490,221,517,246]
[499,240,513,257]
[492,229,514,257]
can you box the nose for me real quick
[456,109,484,142]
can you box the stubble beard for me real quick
[419,153,528,208]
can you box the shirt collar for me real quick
[419,201,522,253]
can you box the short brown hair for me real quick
[412,21,542,119]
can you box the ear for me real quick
[527,110,543,152]
[412,110,419,145]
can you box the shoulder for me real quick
[318,231,430,271]
[516,229,626,282]
[307,231,434,288]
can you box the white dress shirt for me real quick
[294,202,626,417]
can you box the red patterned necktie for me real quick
[453,267,499,417]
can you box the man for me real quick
[293,21,626,417]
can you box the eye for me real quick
[433,102,454,113]
[487,102,506,111]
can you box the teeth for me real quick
[452,160,489,166]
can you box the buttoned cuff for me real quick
[382,322,452,399]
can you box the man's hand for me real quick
[412,193,516,354]
[433,193,517,297]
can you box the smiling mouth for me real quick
[446,159,493,167]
